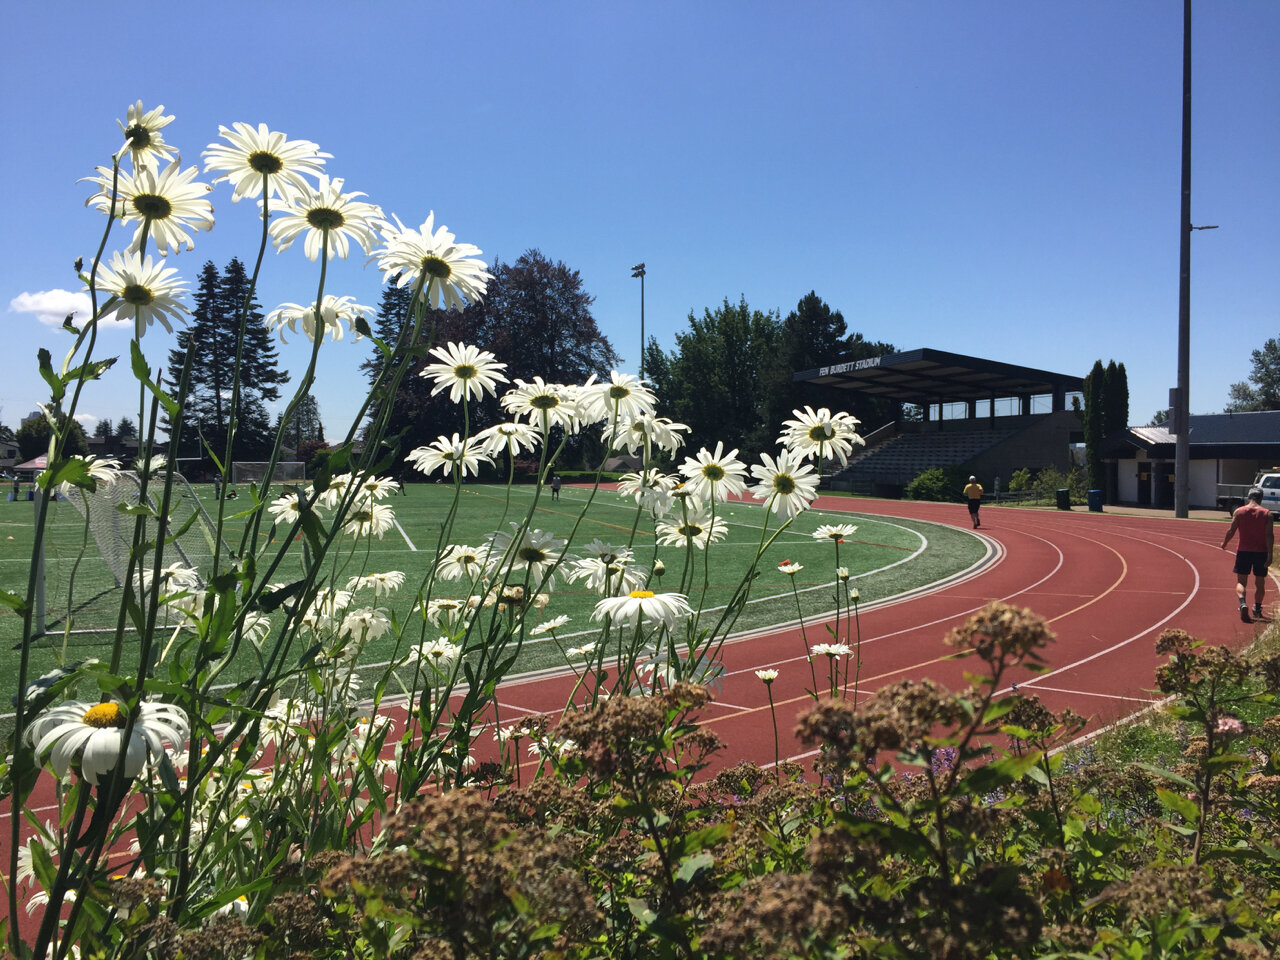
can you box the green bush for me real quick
[904,465,970,502]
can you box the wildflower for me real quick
[617,468,678,515]
[749,450,819,518]
[29,699,188,785]
[679,442,749,503]
[655,505,727,549]
[85,160,214,255]
[778,406,864,466]
[346,571,406,596]
[421,341,509,403]
[339,607,391,641]
[434,544,487,581]
[592,589,692,631]
[755,669,779,683]
[532,615,571,636]
[837,566,850,581]
[116,100,176,169]
[265,295,373,343]
[423,597,468,627]
[810,642,851,659]
[778,560,803,576]
[501,377,583,433]
[474,420,540,458]
[567,641,598,657]
[605,414,688,456]
[268,175,382,261]
[93,250,189,337]
[405,433,491,479]
[342,502,395,539]
[373,212,491,310]
[203,121,330,204]
[812,523,857,542]
[267,490,309,525]
[58,455,121,497]
[579,371,657,423]
[486,524,568,588]
[1215,715,1245,736]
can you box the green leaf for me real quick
[1156,786,1200,822]
[676,851,713,884]
[38,348,64,401]
[0,589,28,614]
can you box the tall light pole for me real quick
[631,263,646,379]
[1174,0,1192,518]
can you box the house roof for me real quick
[793,347,1083,404]
[1110,410,1280,459]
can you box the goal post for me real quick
[230,461,307,485]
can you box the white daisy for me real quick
[434,544,487,582]
[268,175,382,261]
[339,607,391,641]
[266,295,373,344]
[654,505,727,550]
[605,415,688,457]
[579,371,656,424]
[566,551,647,597]
[29,699,188,786]
[500,377,582,433]
[420,341,508,403]
[812,523,857,543]
[473,421,541,459]
[679,442,749,503]
[405,434,491,479]
[592,589,691,631]
[345,571,405,596]
[373,212,491,310]
[777,560,803,576]
[116,100,176,170]
[85,161,214,256]
[422,597,469,627]
[93,250,189,337]
[810,642,851,659]
[202,122,330,204]
[749,450,819,519]
[267,490,311,525]
[566,640,597,657]
[755,669,779,683]
[342,502,396,539]
[58,455,121,497]
[409,637,462,672]
[532,615,571,636]
[617,468,679,516]
[778,406,864,467]
[486,524,568,588]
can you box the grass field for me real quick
[0,482,987,709]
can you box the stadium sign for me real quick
[820,356,882,377]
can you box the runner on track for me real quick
[1221,487,1275,622]
[963,475,983,529]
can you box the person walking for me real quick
[963,475,983,529]
[1221,487,1274,622]
[551,474,562,501]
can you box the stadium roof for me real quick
[794,348,1084,404]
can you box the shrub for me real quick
[904,465,970,502]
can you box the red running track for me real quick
[3,498,1271,933]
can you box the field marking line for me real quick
[1017,683,1159,703]
[392,517,417,551]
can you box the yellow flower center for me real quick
[609,385,630,400]
[530,394,560,410]
[131,193,172,220]
[629,590,655,599]
[121,284,155,307]
[807,424,835,442]
[518,547,548,564]
[248,150,284,174]
[81,702,127,729]
[701,464,725,482]
[124,124,152,149]
[773,474,796,495]
[421,254,453,279]
[454,363,478,380]
[306,207,345,231]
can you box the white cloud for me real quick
[74,413,98,428]
[9,289,127,330]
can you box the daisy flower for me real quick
[409,637,462,671]
[812,523,857,542]
[423,597,469,627]
[566,554,648,596]
[405,434,491,479]
[655,505,727,549]
[374,212,491,310]
[566,640,597,657]
[267,490,311,525]
[346,571,406,596]
[85,161,214,255]
[116,100,176,170]
[58,454,121,497]
[605,414,688,456]
[778,560,803,576]
[339,607,391,641]
[592,589,691,631]
[486,524,568,588]
[435,544,487,581]
[617,468,679,515]
[532,615,572,636]
[474,421,541,459]
[29,699,188,785]
[342,502,396,539]
[579,371,657,424]
[749,450,819,518]
[266,295,373,344]
[93,250,189,337]
[755,669,779,683]
[778,406,864,466]
[500,377,581,433]
[269,175,382,261]
[202,121,330,204]
[810,642,851,658]
[679,442,749,503]
[420,341,508,403]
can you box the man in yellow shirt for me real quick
[964,475,983,529]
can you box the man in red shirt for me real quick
[1221,487,1275,622]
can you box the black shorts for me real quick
[967,500,980,515]
[1234,551,1269,577]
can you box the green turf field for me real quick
[0,483,987,701]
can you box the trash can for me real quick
[1087,489,1103,512]
[1055,488,1071,511]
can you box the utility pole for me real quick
[631,263,646,379]
[1174,0,1192,518]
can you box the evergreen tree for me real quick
[115,416,137,440]
[1082,360,1106,490]
[93,418,114,440]
[168,259,289,469]
[275,394,326,456]
[1103,360,1129,434]
[1225,336,1280,412]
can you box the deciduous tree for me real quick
[1225,336,1280,412]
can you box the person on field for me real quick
[963,475,983,529]
[1221,487,1274,622]
[551,474,562,501]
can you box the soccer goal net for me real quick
[231,461,306,485]
[37,471,228,638]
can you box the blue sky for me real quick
[3,1,1277,445]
